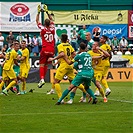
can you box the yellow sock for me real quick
[95,88,99,91]
[0,81,4,90]
[22,81,26,91]
[98,87,105,98]
[101,78,109,89]
[5,80,16,90]
[55,83,62,98]
[52,83,55,89]
[78,84,86,93]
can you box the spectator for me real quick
[23,33,32,53]
[77,25,88,44]
[2,44,8,53]
[125,50,131,55]
[31,35,39,56]
[0,32,4,51]
[16,32,24,43]
[117,50,123,55]
[106,37,112,46]
[6,31,15,47]
[70,30,78,51]
[38,33,42,53]
[119,36,128,54]
[85,32,94,50]
[93,27,100,42]
[128,44,133,54]
[111,36,119,51]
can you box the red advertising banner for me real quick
[128,10,133,38]
[128,10,133,24]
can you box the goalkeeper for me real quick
[36,4,55,88]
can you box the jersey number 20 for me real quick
[44,34,53,42]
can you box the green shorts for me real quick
[13,66,20,77]
[72,72,93,87]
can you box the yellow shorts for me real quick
[94,71,103,82]
[20,66,30,78]
[103,66,110,77]
[55,65,75,81]
[2,68,16,80]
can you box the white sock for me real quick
[106,88,111,91]
[51,88,54,91]
[41,79,45,82]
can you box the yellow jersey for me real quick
[20,48,30,69]
[88,50,103,72]
[100,44,111,67]
[57,43,75,67]
[3,49,18,70]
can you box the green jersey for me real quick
[6,47,12,53]
[78,29,88,40]
[74,52,93,77]
[87,39,94,50]
[112,39,119,46]
[72,52,94,87]
[13,50,22,76]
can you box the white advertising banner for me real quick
[0,2,1,31]
[128,25,133,38]
[0,2,41,32]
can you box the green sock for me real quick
[16,85,20,93]
[86,88,96,99]
[83,92,86,98]
[70,92,75,100]
[58,89,70,103]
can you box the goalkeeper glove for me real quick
[37,5,41,14]
[43,4,48,12]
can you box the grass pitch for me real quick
[0,82,132,133]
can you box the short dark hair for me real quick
[45,19,50,27]
[102,35,108,41]
[14,40,20,46]
[61,33,68,43]
[21,40,26,43]
[13,40,19,44]
[79,42,87,50]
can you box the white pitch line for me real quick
[0,110,132,116]
[34,91,133,104]
[98,97,133,104]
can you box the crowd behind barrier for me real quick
[0,29,133,57]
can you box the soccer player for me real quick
[48,34,86,100]
[66,41,108,104]
[36,5,55,88]
[88,41,109,102]
[54,42,97,105]
[0,51,5,91]
[6,40,22,94]
[18,40,30,94]
[94,35,112,97]
[0,42,20,95]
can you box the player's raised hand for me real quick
[43,4,48,12]
[37,5,41,14]
[96,46,100,50]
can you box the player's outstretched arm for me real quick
[92,54,103,60]
[96,46,110,57]
[63,55,73,65]
[36,5,41,25]
[46,11,53,21]
[43,4,53,21]
[48,52,65,62]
